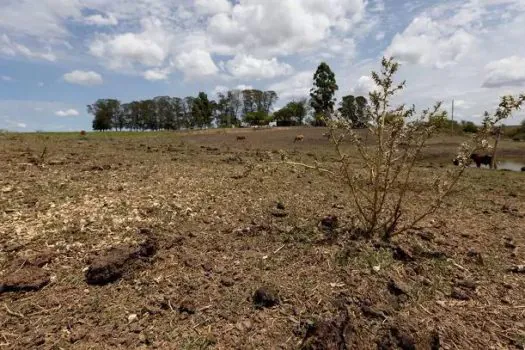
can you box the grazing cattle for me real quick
[80,130,86,136]
[294,135,304,143]
[453,153,494,168]
[521,166,525,172]
[236,135,246,141]
[470,153,493,168]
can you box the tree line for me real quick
[87,62,375,131]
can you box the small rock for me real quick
[450,288,470,301]
[128,314,138,323]
[252,287,280,308]
[276,202,285,210]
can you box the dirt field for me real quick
[1,127,524,349]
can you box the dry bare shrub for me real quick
[291,57,524,241]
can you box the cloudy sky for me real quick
[1,0,525,131]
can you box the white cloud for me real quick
[236,84,254,90]
[55,109,80,117]
[1,76,13,82]
[482,56,525,88]
[174,49,219,79]
[1,117,27,129]
[268,71,312,100]
[38,82,45,87]
[194,0,232,15]
[90,33,166,69]
[89,18,168,69]
[353,76,376,96]
[375,32,385,41]
[207,0,366,56]
[84,13,118,26]
[0,34,56,62]
[63,70,103,86]
[385,16,475,68]
[225,54,293,79]
[0,0,81,39]
[143,68,170,81]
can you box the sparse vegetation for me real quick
[1,56,525,349]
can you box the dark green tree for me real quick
[339,95,369,128]
[273,99,308,125]
[310,62,338,126]
[191,92,214,128]
[88,99,120,131]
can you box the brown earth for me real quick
[0,128,524,349]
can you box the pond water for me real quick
[497,160,525,172]
[469,160,525,172]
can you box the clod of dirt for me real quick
[455,280,477,290]
[3,242,25,253]
[179,300,196,314]
[320,215,338,231]
[360,305,387,320]
[220,278,235,287]
[466,249,484,265]
[300,312,352,350]
[87,164,111,171]
[276,202,285,210]
[392,244,415,262]
[417,231,435,241]
[252,287,280,308]
[85,238,157,285]
[387,278,410,297]
[271,209,288,218]
[430,331,440,350]
[26,252,55,267]
[450,288,471,301]
[378,327,416,350]
[0,266,50,293]
[508,265,525,273]
[138,227,153,235]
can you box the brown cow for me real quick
[294,135,304,143]
[236,135,246,141]
[80,130,87,136]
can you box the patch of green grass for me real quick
[181,337,216,350]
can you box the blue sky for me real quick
[1,0,525,131]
